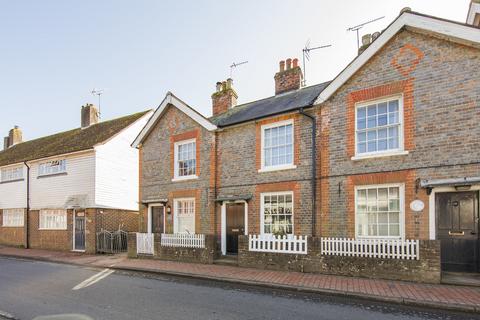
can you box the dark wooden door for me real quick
[74,213,86,251]
[226,203,245,254]
[151,206,164,234]
[436,191,479,272]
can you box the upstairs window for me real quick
[38,159,66,177]
[1,166,23,182]
[356,97,403,156]
[2,209,24,227]
[261,120,294,171]
[174,139,197,180]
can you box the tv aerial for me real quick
[229,60,248,78]
[347,16,385,48]
[91,88,105,118]
[302,40,332,86]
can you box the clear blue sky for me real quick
[0,0,470,141]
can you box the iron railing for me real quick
[96,229,128,254]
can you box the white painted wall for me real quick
[94,112,152,211]
[29,151,96,210]
[0,165,27,209]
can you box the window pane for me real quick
[367,105,376,116]
[357,118,366,130]
[357,132,366,142]
[358,143,366,153]
[357,107,366,118]
[367,116,376,128]
[378,102,387,114]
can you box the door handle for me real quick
[448,231,465,236]
[231,228,240,232]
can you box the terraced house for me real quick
[0,105,152,253]
[131,4,480,283]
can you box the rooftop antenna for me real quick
[91,88,104,118]
[347,16,385,48]
[302,40,332,86]
[229,60,248,78]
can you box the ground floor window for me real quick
[356,184,403,238]
[2,209,24,227]
[39,209,67,230]
[173,198,195,234]
[261,192,293,235]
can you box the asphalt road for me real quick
[0,257,478,320]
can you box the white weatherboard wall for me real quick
[0,165,27,209]
[94,112,151,211]
[30,152,96,210]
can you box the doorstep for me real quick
[213,255,238,266]
[442,272,480,287]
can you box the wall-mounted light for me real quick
[166,206,172,214]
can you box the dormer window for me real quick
[38,159,66,177]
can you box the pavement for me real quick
[1,246,480,315]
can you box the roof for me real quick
[0,110,150,167]
[210,81,331,127]
[132,92,217,148]
[315,10,480,105]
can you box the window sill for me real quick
[0,178,24,184]
[351,150,409,161]
[171,175,198,182]
[1,225,24,228]
[37,172,68,179]
[258,164,297,173]
[355,236,403,240]
[38,228,68,231]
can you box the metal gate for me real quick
[96,229,128,254]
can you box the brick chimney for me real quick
[81,103,99,128]
[3,137,9,150]
[274,58,303,95]
[211,78,238,116]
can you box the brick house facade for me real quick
[132,9,479,281]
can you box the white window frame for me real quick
[173,198,195,234]
[39,209,68,230]
[38,159,67,177]
[354,183,405,239]
[1,166,24,183]
[2,209,24,227]
[172,139,198,181]
[260,191,294,236]
[259,119,296,172]
[352,95,408,160]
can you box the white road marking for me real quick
[72,268,115,291]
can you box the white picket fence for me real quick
[136,233,154,255]
[249,234,308,254]
[321,237,419,260]
[161,233,205,248]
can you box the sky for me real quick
[0,0,471,141]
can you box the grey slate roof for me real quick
[209,81,331,127]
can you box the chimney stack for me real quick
[211,78,238,116]
[3,126,23,150]
[81,103,99,128]
[274,58,303,95]
[467,1,480,27]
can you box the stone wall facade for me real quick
[238,236,441,283]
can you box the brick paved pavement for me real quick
[1,246,479,313]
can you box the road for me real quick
[0,257,478,320]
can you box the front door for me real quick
[226,203,245,254]
[436,191,479,272]
[151,206,165,234]
[74,212,86,251]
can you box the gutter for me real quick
[23,161,30,249]
[299,108,316,237]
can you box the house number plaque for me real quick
[410,200,424,212]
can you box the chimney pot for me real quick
[279,60,285,72]
[286,58,292,70]
[3,137,9,150]
[226,78,233,89]
[372,31,381,41]
[362,34,372,46]
[400,7,411,14]
[292,58,299,68]
[81,104,99,128]
[7,126,22,147]
[216,82,222,92]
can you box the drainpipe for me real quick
[23,161,30,249]
[299,108,316,237]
